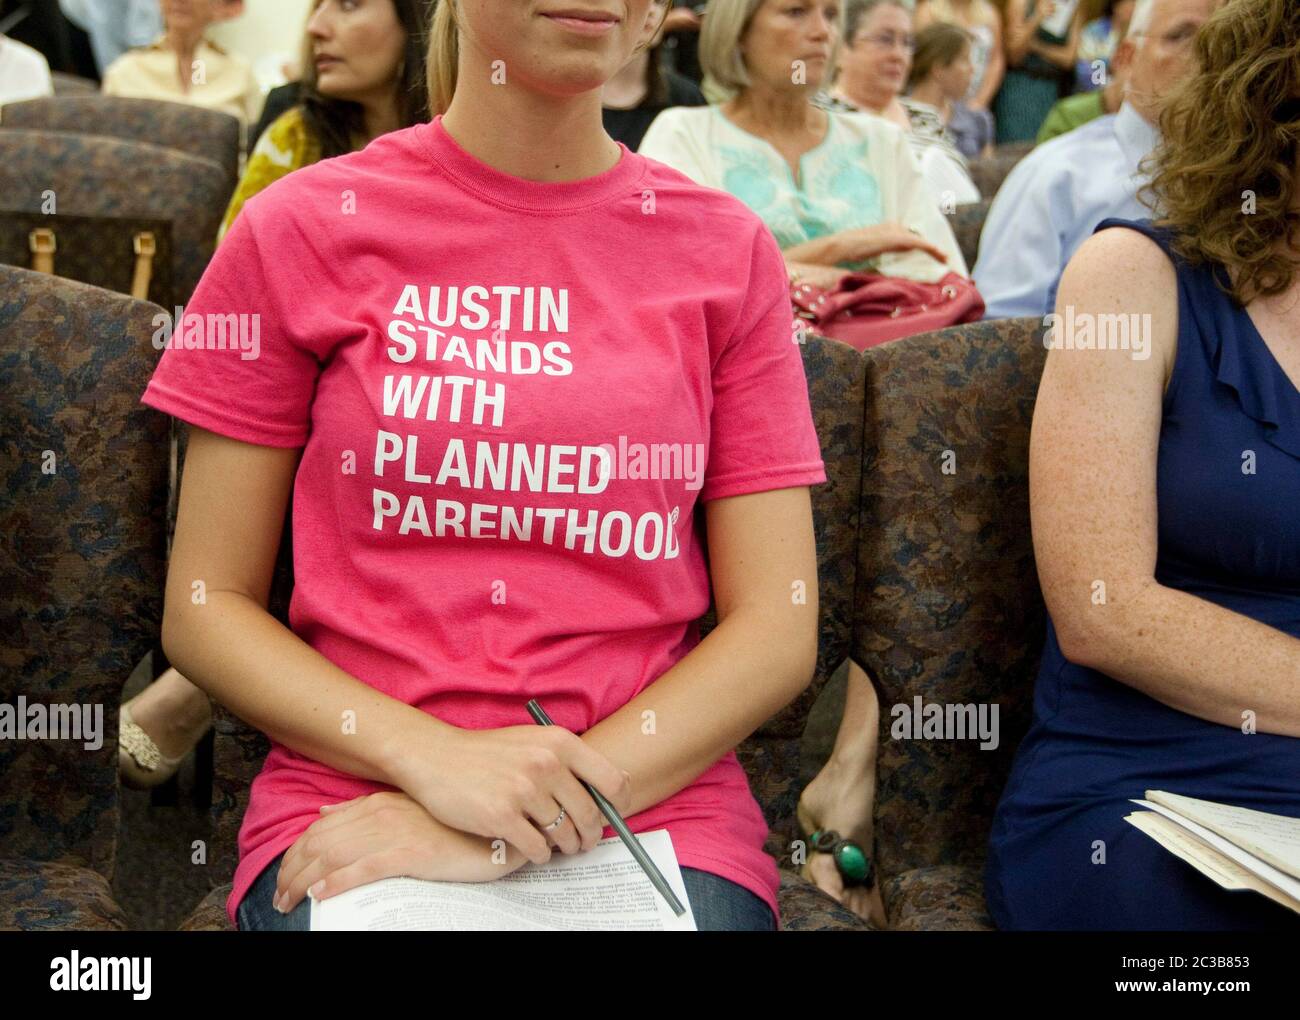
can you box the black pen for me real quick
[525,698,687,917]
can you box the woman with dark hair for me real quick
[118,0,431,790]
[216,0,430,242]
[987,0,1300,929]
[914,0,1003,114]
[907,21,994,159]
[602,0,705,150]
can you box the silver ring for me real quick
[542,806,567,832]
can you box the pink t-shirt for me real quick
[141,114,827,929]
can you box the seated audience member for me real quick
[217,0,430,243]
[816,0,980,206]
[914,0,1004,116]
[973,0,1214,320]
[996,0,1085,143]
[1075,0,1135,92]
[641,0,966,291]
[140,0,817,934]
[0,31,53,104]
[1037,30,1130,143]
[987,0,1300,930]
[118,0,430,787]
[908,22,995,161]
[102,0,260,126]
[602,0,705,151]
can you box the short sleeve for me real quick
[701,223,828,502]
[140,206,320,447]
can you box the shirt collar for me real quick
[146,33,216,54]
[1114,101,1160,171]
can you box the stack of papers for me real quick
[310,827,697,931]
[1126,790,1300,915]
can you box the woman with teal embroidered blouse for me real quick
[639,0,964,293]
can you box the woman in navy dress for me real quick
[986,0,1300,929]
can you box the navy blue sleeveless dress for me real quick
[985,218,1300,929]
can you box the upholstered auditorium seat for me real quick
[1,95,242,195]
[945,199,992,272]
[0,267,169,930]
[968,142,1035,201]
[48,74,100,97]
[855,318,1049,930]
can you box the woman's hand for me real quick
[833,223,950,267]
[273,791,530,914]
[788,260,854,290]
[390,724,633,866]
[797,756,888,928]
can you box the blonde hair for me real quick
[425,0,670,115]
[701,0,848,100]
[427,0,459,117]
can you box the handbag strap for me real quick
[27,226,156,302]
[28,228,56,275]
[131,231,156,301]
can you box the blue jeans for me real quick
[237,849,776,931]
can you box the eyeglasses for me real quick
[857,33,916,52]
[1128,23,1199,49]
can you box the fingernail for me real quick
[273,893,285,913]
[308,880,324,899]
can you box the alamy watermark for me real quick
[50,952,150,999]
[152,307,260,361]
[890,696,1000,750]
[1043,305,1152,361]
[0,697,103,750]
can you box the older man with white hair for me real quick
[972,0,1221,320]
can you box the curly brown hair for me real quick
[1142,0,1300,306]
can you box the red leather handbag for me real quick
[791,272,985,351]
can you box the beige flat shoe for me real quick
[118,699,187,789]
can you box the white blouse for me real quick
[639,104,968,282]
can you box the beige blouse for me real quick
[102,35,261,127]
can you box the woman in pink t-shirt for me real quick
[145,0,828,931]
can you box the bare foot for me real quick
[124,668,212,762]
